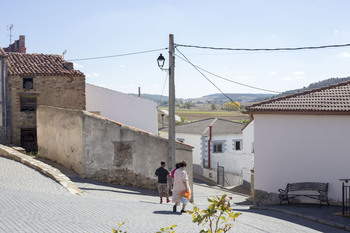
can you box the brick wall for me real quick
[8,74,85,147]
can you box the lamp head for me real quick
[157,53,165,69]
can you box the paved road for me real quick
[0,156,348,233]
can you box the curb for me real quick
[251,205,350,232]
[0,144,83,196]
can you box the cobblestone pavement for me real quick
[0,156,349,233]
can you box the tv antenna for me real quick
[7,24,14,45]
[62,49,67,58]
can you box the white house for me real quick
[245,81,350,205]
[86,83,158,135]
[160,118,254,187]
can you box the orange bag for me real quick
[180,190,191,199]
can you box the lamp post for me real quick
[157,34,176,171]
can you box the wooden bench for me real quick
[278,182,330,205]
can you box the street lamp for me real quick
[157,34,176,172]
[157,53,165,70]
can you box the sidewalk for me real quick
[253,204,350,232]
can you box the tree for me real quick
[210,103,217,111]
[223,101,240,111]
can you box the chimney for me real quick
[63,62,74,70]
[4,35,26,53]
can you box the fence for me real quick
[340,179,350,215]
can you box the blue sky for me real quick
[1,0,350,98]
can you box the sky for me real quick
[1,0,350,99]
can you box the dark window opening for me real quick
[20,96,36,112]
[21,128,37,152]
[235,141,241,151]
[23,78,33,89]
[213,142,223,153]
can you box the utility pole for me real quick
[168,34,176,171]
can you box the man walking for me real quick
[155,161,170,204]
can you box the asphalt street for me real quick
[0,156,348,233]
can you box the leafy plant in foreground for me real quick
[188,194,241,233]
[156,225,177,233]
[112,221,127,233]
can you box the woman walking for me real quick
[172,160,190,213]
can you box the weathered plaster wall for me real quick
[37,106,193,191]
[37,106,84,174]
[82,112,193,190]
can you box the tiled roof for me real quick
[0,47,6,56]
[245,81,350,114]
[6,52,84,76]
[160,118,245,135]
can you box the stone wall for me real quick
[37,106,193,191]
[8,75,85,146]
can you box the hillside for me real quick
[131,76,350,106]
[272,77,350,98]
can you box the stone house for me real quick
[6,52,85,151]
[244,81,350,205]
[160,118,254,187]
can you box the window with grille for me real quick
[213,142,223,153]
[20,96,36,112]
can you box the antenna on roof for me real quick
[62,49,67,58]
[7,24,13,45]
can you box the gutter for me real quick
[208,125,212,169]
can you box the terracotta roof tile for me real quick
[6,52,84,76]
[0,47,6,56]
[245,81,350,114]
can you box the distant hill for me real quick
[129,93,274,105]
[272,77,350,98]
[130,76,350,105]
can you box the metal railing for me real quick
[217,163,224,186]
[340,179,350,215]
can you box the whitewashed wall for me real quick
[254,114,350,202]
[86,84,158,135]
[176,133,201,165]
[209,134,253,178]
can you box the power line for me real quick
[175,52,281,94]
[175,48,244,110]
[175,43,350,52]
[67,48,168,62]
[159,72,168,103]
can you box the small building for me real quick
[86,84,158,135]
[245,81,350,205]
[6,52,85,151]
[160,118,254,187]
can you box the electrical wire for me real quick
[175,47,244,110]
[175,43,350,51]
[67,48,168,61]
[174,53,281,94]
[159,72,168,103]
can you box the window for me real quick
[213,142,223,153]
[235,141,241,150]
[20,95,36,112]
[23,78,33,89]
[233,140,243,151]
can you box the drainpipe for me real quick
[208,125,212,169]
